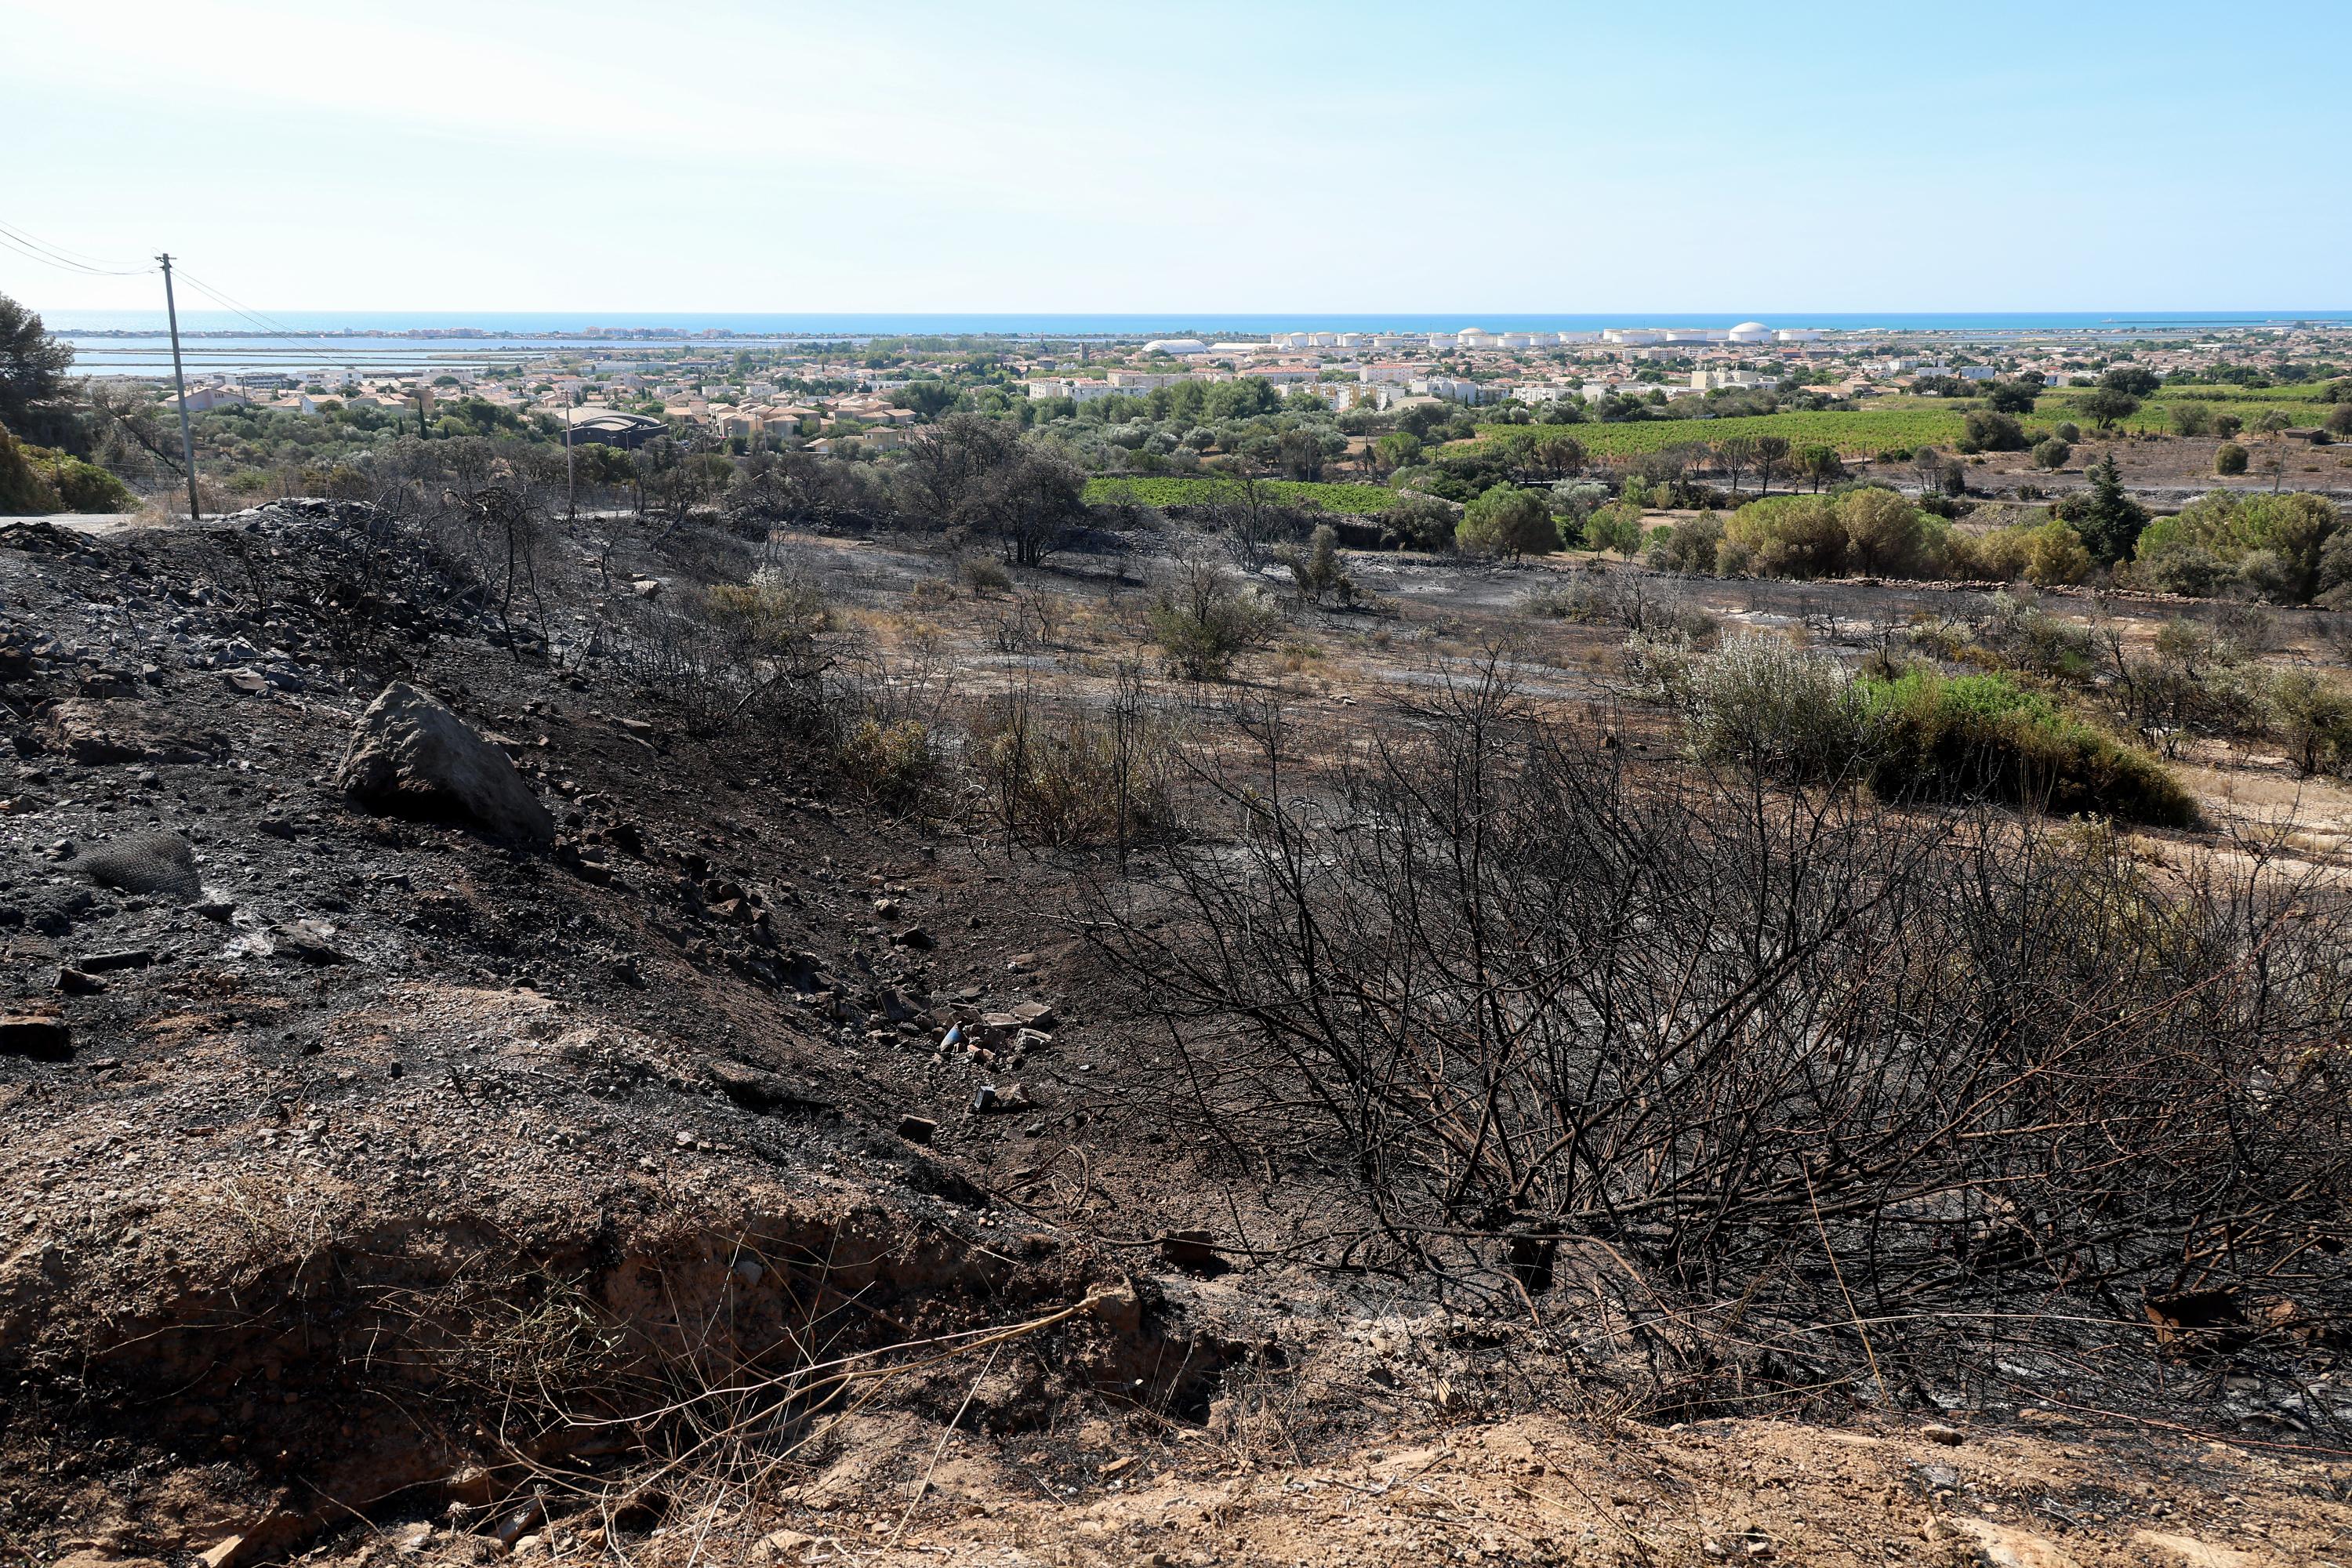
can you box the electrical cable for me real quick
[0,230,152,278]
[0,218,154,276]
[172,268,380,372]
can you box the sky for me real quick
[8,0,2349,315]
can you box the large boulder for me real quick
[334,683,554,845]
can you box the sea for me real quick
[50,310,2352,379]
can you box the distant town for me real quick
[144,318,2352,458]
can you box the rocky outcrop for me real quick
[334,681,554,845]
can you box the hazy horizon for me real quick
[10,0,2350,318]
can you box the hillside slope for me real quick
[0,506,2342,1568]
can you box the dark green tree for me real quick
[2078,387,2141,431]
[1455,484,1559,560]
[2074,452,2151,563]
[0,292,77,447]
[892,380,955,419]
[1984,379,2041,414]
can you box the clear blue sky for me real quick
[10,0,2347,314]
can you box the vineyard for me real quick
[2038,387,2335,434]
[1468,387,2341,458]
[1471,407,1972,459]
[1084,475,1399,513]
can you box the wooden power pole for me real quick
[157,253,200,521]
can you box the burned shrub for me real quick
[612,562,833,735]
[1087,670,2352,1408]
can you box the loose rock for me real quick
[335,681,555,845]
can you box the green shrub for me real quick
[1839,486,1930,575]
[2053,421,2082,443]
[2215,442,2249,476]
[1148,551,1278,681]
[1860,670,2194,826]
[1383,492,1457,551]
[0,427,135,514]
[1723,494,1846,577]
[2267,670,2352,776]
[1719,488,1936,579]
[2032,437,2071,470]
[1680,633,1879,782]
[1948,524,2032,583]
[0,429,53,514]
[1583,500,1646,557]
[1962,410,2028,452]
[2022,520,2092,586]
[2169,403,2215,437]
[2132,490,2334,601]
[1643,512,1722,574]
[2136,542,2228,597]
[960,554,1014,594]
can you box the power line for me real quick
[0,219,154,277]
[172,268,361,361]
[0,218,147,270]
[0,230,154,278]
[0,217,411,381]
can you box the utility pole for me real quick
[158,254,200,521]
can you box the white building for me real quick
[1726,321,1773,344]
[1142,338,1209,356]
[1105,369,1190,390]
[1025,377,1126,404]
[1415,375,1496,405]
[175,384,251,412]
[1293,381,1383,411]
[1772,328,1823,343]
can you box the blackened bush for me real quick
[1086,673,2343,1414]
[836,717,942,809]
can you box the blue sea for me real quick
[52,310,2352,377]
